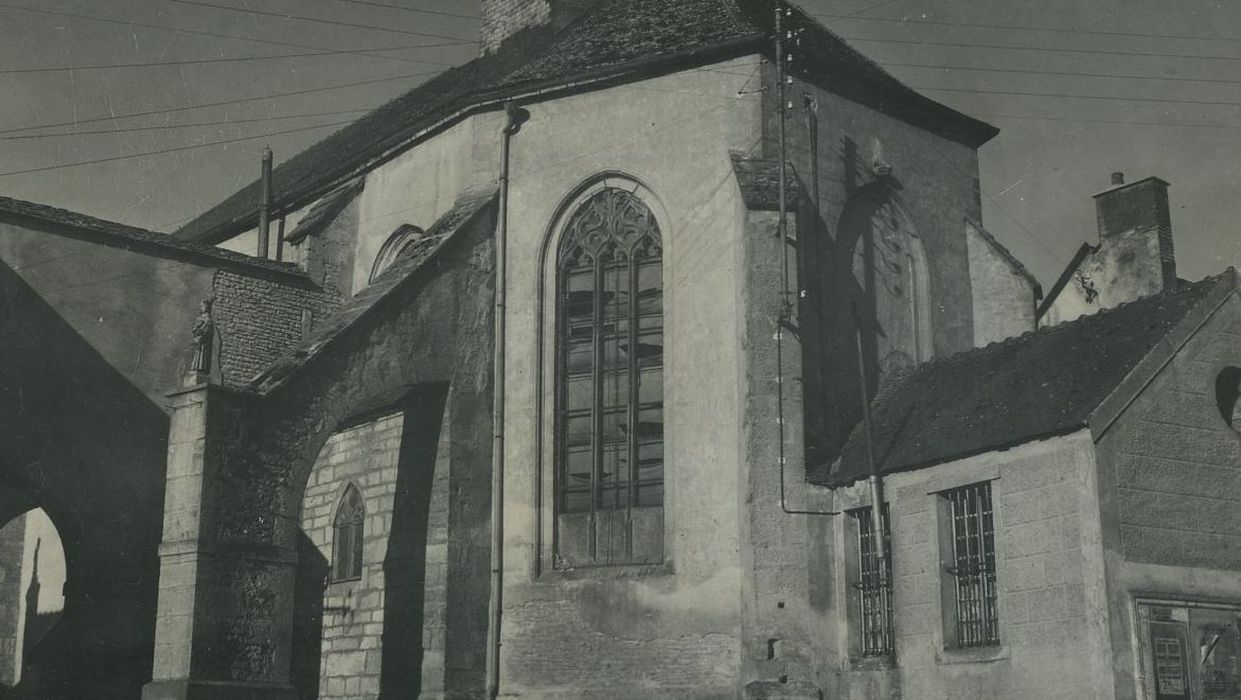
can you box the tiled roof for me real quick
[285,178,364,244]
[250,187,497,394]
[0,194,302,278]
[825,271,1238,486]
[175,0,997,244]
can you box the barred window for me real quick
[555,187,664,568]
[331,484,364,582]
[940,482,999,647]
[850,505,894,657]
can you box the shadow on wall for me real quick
[0,258,167,699]
[288,385,448,700]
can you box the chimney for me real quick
[1092,171,1177,293]
[480,0,598,56]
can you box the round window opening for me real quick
[1217,366,1241,430]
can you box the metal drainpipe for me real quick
[257,146,273,259]
[487,101,525,700]
[854,319,889,637]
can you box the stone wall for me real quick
[212,269,338,387]
[301,413,404,700]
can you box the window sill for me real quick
[541,561,674,582]
[936,644,1010,665]
[848,655,896,672]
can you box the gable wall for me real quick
[1094,292,1241,699]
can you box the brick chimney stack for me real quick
[480,0,598,55]
[1092,172,1177,293]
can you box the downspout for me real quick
[487,100,526,700]
[854,319,891,654]
[257,146,273,259]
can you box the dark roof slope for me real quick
[0,194,302,278]
[175,0,996,244]
[251,187,497,394]
[826,272,1237,486]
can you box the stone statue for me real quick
[190,298,215,374]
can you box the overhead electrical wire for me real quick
[840,34,1241,63]
[0,43,462,75]
[0,3,469,66]
[325,0,479,20]
[0,109,372,141]
[881,61,1241,87]
[815,13,1241,47]
[0,119,356,179]
[909,84,1241,109]
[165,0,474,42]
[0,69,438,136]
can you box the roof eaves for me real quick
[0,195,311,284]
[186,37,769,246]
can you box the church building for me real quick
[0,1,1238,699]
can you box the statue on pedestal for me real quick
[190,298,215,375]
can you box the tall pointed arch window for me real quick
[556,187,664,567]
[331,484,364,582]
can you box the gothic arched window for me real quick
[331,484,364,582]
[369,224,425,283]
[555,187,664,567]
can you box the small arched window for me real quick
[555,186,664,567]
[331,484,364,582]
[369,224,425,283]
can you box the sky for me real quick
[1,0,1240,287]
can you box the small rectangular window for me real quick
[850,504,894,657]
[938,481,999,648]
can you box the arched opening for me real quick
[0,506,66,694]
[369,224,425,283]
[549,182,665,568]
[841,188,933,379]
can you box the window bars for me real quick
[853,505,894,656]
[944,482,999,647]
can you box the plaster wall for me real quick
[0,220,217,405]
[1044,233,1167,327]
[966,220,1038,346]
[827,433,1112,700]
[497,56,762,697]
[1094,293,1241,699]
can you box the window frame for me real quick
[331,483,365,583]
[937,480,1000,649]
[848,503,895,658]
[537,176,671,574]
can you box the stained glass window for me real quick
[555,188,664,567]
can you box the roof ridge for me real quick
[898,270,1232,379]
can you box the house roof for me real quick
[175,0,997,244]
[0,194,303,279]
[825,270,1239,487]
[250,187,497,394]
